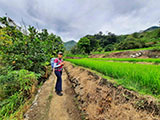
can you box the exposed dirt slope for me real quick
[90,50,160,58]
[65,62,160,120]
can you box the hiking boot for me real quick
[56,92,63,96]
[55,89,63,93]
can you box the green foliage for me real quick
[91,46,155,54]
[104,44,114,51]
[116,37,146,50]
[132,32,139,38]
[77,37,91,54]
[0,17,9,26]
[70,45,81,54]
[0,17,64,75]
[71,32,118,54]
[85,35,100,51]
[67,59,160,96]
[71,27,160,54]
[64,40,77,51]
[0,16,64,119]
[0,69,38,119]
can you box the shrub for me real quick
[0,23,64,76]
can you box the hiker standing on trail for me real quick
[54,52,65,96]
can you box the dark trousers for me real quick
[54,70,62,92]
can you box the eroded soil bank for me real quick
[90,50,160,58]
[65,61,160,120]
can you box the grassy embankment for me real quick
[91,47,156,54]
[89,58,160,64]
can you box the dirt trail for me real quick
[24,70,81,120]
[24,72,55,120]
[48,71,81,120]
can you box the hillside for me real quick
[69,26,160,55]
[143,26,160,32]
[64,40,77,51]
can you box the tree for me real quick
[107,33,117,43]
[77,37,91,54]
[116,37,145,50]
[104,44,114,51]
[0,19,64,74]
[70,45,80,54]
[132,32,139,38]
[85,35,99,51]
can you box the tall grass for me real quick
[66,59,160,96]
[89,58,160,63]
[0,69,38,119]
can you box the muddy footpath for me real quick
[24,62,160,120]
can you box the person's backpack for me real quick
[51,58,56,69]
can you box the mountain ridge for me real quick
[64,40,77,51]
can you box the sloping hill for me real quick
[64,40,77,51]
[143,26,160,32]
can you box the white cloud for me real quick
[0,0,160,41]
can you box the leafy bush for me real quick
[0,17,64,76]
[0,16,64,119]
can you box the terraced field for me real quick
[88,58,160,63]
[66,58,160,96]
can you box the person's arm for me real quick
[54,62,61,68]
[54,59,63,68]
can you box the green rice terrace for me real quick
[66,58,160,96]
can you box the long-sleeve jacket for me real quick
[54,58,63,71]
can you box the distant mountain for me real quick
[64,40,77,51]
[143,26,160,32]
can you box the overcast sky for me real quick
[0,0,160,42]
